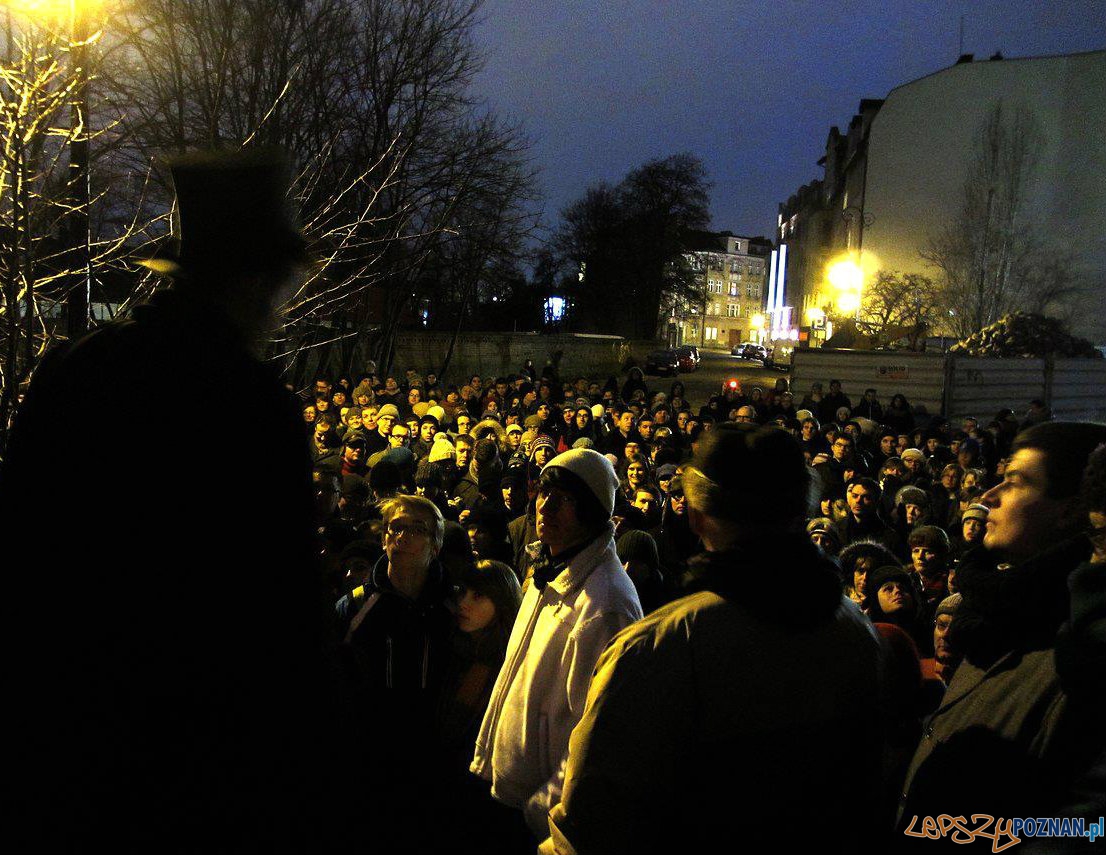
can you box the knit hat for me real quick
[796,409,814,422]
[900,448,925,462]
[590,404,605,420]
[411,402,429,418]
[805,517,837,537]
[428,435,455,462]
[505,423,523,435]
[415,459,443,490]
[426,405,446,425]
[867,564,914,602]
[532,434,557,456]
[908,525,950,553]
[895,485,929,508]
[935,593,962,618]
[541,448,619,519]
[571,436,595,449]
[616,529,659,569]
[377,403,400,419]
[381,446,415,472]
[961,503,989,523]
[524,414,542,429]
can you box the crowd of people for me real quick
[303,362,1106,853]
[4,151,1102,854]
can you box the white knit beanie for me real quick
[428,435,455,462]
[543,448,618,516]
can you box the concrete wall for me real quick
[862,50,1106,341]
[371,331,659,384]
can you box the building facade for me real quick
[776,49,1106,346]
[669,232,770,348]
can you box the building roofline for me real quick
[883,48,1105,101]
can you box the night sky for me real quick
[474,0,1106,242]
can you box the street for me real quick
[659,347,787,405]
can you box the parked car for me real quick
[645,349,680,376]
[731,342,768,362]
[675,345,700,372]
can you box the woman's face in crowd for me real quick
[820,497,833,517]
[853,558,872,597]
[534,447,552,467]
[303,406,316,424]
[897,435,909,452]
[877,580,912,615]
[562,408,574,425]
[457,587,496,633]
[627,462,647,487]
[668,489,686,516]
[926,437,940,453]
[408,388,421,405]
[905,503,924,525]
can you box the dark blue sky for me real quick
[473,0,1105,241]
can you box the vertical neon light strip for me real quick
[776,244,789,336]
[766,249,778,312]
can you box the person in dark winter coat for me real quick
[540,423,883,854]
[896,421,1106,847]
[650,475,699,596]
[0,149,338,852]
[334,495,456,852]
[616,529,667,614]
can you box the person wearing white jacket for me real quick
[471,448,643,841]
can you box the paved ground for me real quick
[649,348,789,406]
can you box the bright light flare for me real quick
[836,291,861,314]
[751,313,766,329]
[827,258,864,293]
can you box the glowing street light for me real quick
[826,254,868,320]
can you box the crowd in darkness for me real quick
[304,360,1105,853]
[5,152,1102,854]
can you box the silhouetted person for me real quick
[1,149,337,852]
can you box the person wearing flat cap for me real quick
[538,423,883,854]
[1,149,337,851]
[471,448,642,847]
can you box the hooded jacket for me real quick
[471,523,642,835]
[896,537,1103,845]
[540,538,884,854]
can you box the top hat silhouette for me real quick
[140,147,310,279]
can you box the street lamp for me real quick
[826,254,865,321]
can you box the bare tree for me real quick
[857,270,941,344]
[105,0,538,381]
[921,100,1084,339]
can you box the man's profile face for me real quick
[981,448,1065,561]
[536,482,587,554]
[653,409,668,425]
[619,412,635,433]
